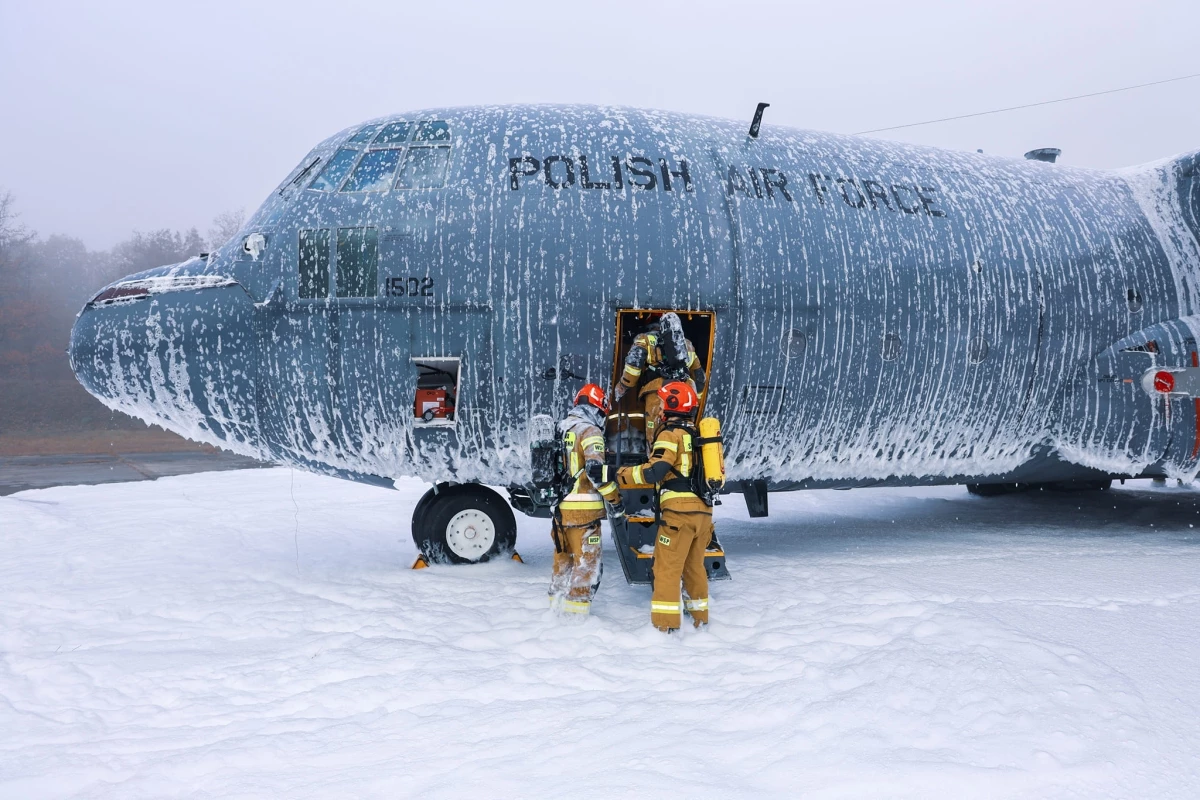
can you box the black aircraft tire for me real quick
[411,484,446,536]
[412,484,517,565]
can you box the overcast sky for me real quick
[1,0,1198,249]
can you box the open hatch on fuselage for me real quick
[412,357,460,427]
[605,308,715,463]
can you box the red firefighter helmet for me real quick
[574,383,610,415]
[658,381,699,416]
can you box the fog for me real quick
[1,0,1198,248]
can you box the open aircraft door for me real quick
[605,308,732,585]
[608,309,717,447]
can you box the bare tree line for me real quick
[0,191,245,444]
[0,190,244,381]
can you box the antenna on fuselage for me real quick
[748,102,769,139]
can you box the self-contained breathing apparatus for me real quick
[657,416,726,507]
[528,395,612,511]
[530,425,578,507]
[528,414,571,507]
[656,313,691,380]
[649,355,690,385]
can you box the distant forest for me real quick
[0,190,244,453]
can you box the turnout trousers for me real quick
[550,517,603,615]
[640,381,665,446]
[650,509,711,630]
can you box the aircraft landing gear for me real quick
[411,483,517,564]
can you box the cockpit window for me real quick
[278,155,322,196]
[341,149,404,192]
[347,123,382,144]
[413,120,451,142]
[336,227,378,298]
[373,121,413,146]
[395,146,451,189]
[290,157,321,186]
[309,148,361,192]
[304,119,452,193]
[298,229,331,299]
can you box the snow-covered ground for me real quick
[3,471,1200,798]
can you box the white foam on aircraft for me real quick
[71,106,1200,490]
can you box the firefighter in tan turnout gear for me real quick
[550,384,624,616]
[612,312,706,447]
[606,381,713,632]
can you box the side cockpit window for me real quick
[336,227,378,297]
[297,227,378,299]
[301,119,453,193]
[298,229,331,299]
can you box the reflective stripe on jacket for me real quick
[557,416,620,522]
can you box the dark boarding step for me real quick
[609,515,731,585]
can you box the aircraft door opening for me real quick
[604,307,729,586]
[607,308,716,456]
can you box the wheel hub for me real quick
[445,508,496,560]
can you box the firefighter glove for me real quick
[608,500,627,521]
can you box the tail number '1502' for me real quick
[388,277,434,297]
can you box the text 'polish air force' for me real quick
[508,154,948,217]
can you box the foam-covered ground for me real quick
[3,470,1200,798]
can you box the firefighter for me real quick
[601,381,712,632]
[550,383,624,616]
[611,312,706,448]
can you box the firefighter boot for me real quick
[552,520,602,616]
[565,522,603,616]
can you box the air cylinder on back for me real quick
[529,414,560,489]
[699,416,725,492]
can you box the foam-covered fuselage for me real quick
[70,105,1200,491]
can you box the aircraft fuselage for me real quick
[70,105,1200,495]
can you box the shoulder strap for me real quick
[652,427,695,482]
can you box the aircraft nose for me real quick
[70,273,262,454]
[69,291,142,411]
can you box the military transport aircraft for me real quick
[70,104,1200,575]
